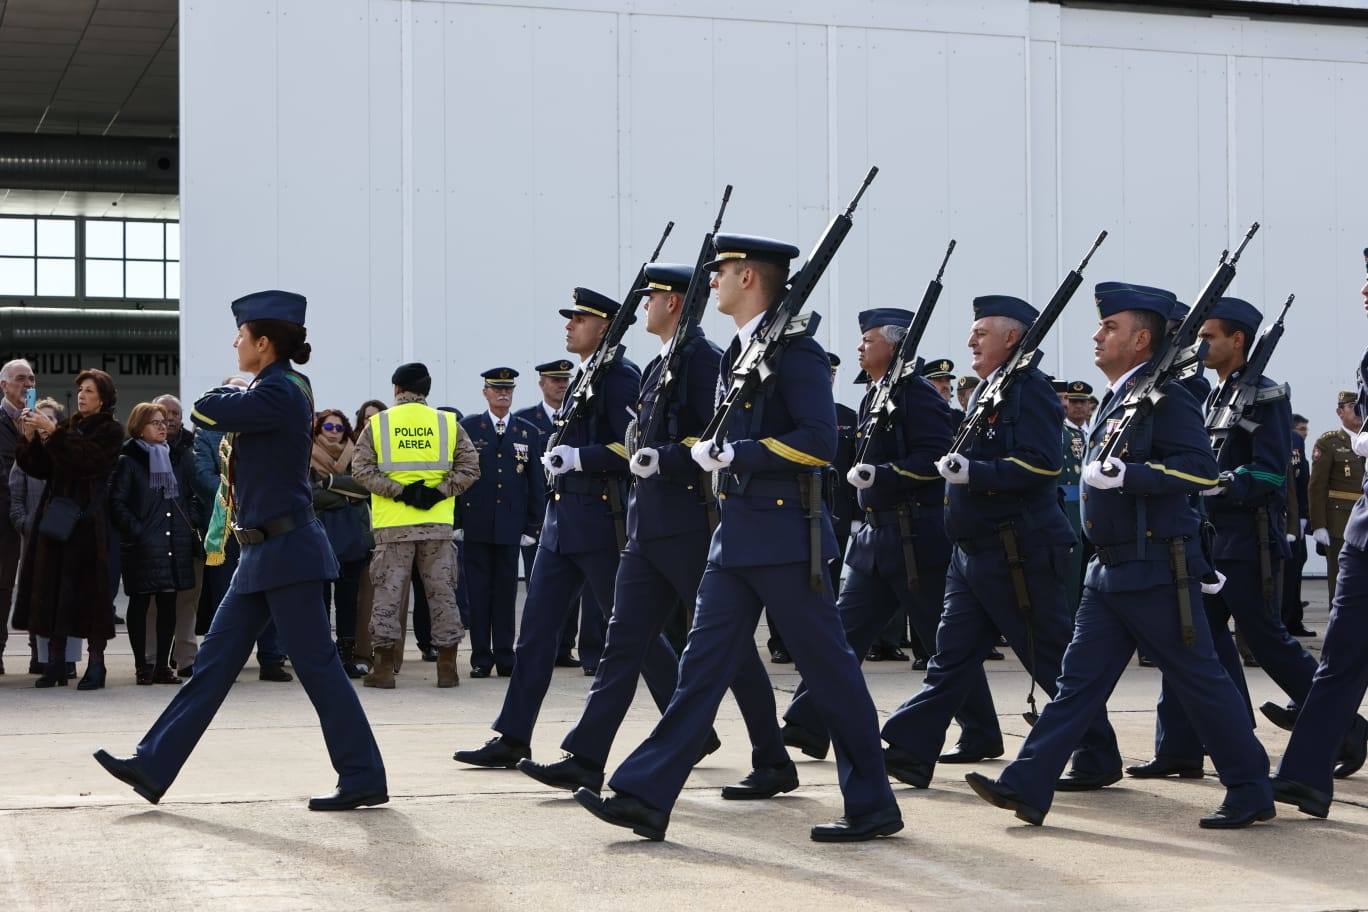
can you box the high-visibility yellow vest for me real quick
[368,401,459,529]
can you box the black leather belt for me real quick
[555,474,619,496]
[716,475,803,500]
[1093,539,1178,566]
[232,507,316,546]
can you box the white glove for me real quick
[630,447,660,479]
[1300,518,1308,535]
[1200,570,1227,596]
[1082,457,1126,490]
[452,528,465,542]
[1353,430,1368,458]
[691,439,734,473]
[847,464,876,490]
[519,533,537,547]
[1200,485,1224,497]
[1313,528,1331,548]
[935,454,969,485]
[543,444,580,475]
[1286,533,1297,543]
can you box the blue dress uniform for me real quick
[1060,381,1091,615]
[881,295,1122,784]
[1274,342,1368,813]
[556,263,787,774]
[460,368,545,676]
[600,234,899,840]
[99,290,385,804]
[981,283,1271,826]
[458,289,642,760]
[1150,297,1359,767]
[783,308,1002,758]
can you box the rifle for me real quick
[944,230,1107,473]
[851,239,956,469]
[547,219,673,464]
[1096,222,1261,471]
[631,185,733,459]
[702,166,879,452]
[1206,292,1294,465]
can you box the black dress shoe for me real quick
[517,755,604,793]
[177,664,193,679]
[1056,769,1123,792]
[865,644,887,662]
[1198,802,1275,829]
[1270,775,1331,818]
[781,722,829,761]
[985,649,1005,661]
[1241,653,1261,669]
[884,746,932,789]
[1258,701,1298,732]
[885,647,909,662]
[553,653,580,668]
[28,657,42,675]
[574,788,668,841]
[308,787,389,811]
[582,665,598,677]
[453,736,530,769]
[769,647,792,665]
[938,743,1004,764]
[695,731,722,765]
[495,664,514,677]
[470,666,491,679]
[421,646,439,662]
[1335,716,1368,779]
[721,762,799,800]
[260,664,294,682]
[1286,623,1317,638]
[911,657,928,671]
[964,772,1045,826]
[93,750,164,805]
[76,662,106,691]
[810,804,904,842]
[1125,758,1204,779]
[35,659,67,688]
[1137,654,1157,668]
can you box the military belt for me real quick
[232,507,316,546]
[1330,490,1361,502]
[715,475,803,501]
[554,473,619,497]
[1093,540,1178,567]
[863,508,921,589]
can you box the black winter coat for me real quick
[109,437,204,595]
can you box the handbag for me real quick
[38,496,84,542]
[319,502,370,564]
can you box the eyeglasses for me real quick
[321,422,345,432]
[147,419,167,428]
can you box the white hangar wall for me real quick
[180,0,1368,436]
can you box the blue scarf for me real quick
[136,439,178,499]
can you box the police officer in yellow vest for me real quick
[1309,390,1367,599]
[353,362,480,687]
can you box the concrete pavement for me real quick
[1,592,1366,912]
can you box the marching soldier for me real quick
[1132,299,1368,781]
[1272,277,1368,819]
[1308,391,1365,599]
[574,234,902,843]
[1283,413,1312,637]
[518,262,790,797]
[458,368,544,678]
[880,295,1122,793]
[95,290,387,810]
[453,288,640,769]
[354,362,479,689]
[921,358,958,424]
[967,282,1274,829]
[1060,381,1092,615]
[955,375,977,417]
[781,308,1002,763]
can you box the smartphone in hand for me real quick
[24,388,36,412]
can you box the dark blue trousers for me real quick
[135,578,385,793]
[1155,557,1316,763]
[464,540,519,671]
[562,532,786,769]
[881,545,1121,776]
[785,563,1001,754]
[610,561,894,818]
[493,545,622,745]
[1000,580,1271,814]
[1278,541,1368,795]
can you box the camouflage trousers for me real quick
[368,539,465,649]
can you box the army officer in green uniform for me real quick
[1309,391,1367,599]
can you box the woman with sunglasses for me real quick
[110,402,204,685]
[311,408,372,677]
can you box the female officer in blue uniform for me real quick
[94,290,387,811]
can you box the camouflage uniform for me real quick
[1309,421,1365,599]
[352,392,480,649]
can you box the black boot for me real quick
[338,638,366,680]
[77,658,107,690]
[35,654,67,688]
